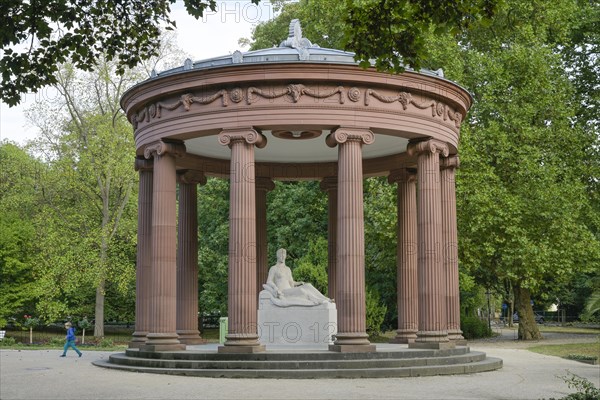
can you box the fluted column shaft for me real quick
[255,178,274,297]
[441,156,464,341]
[218,128,266,353]
[389,169,419,344]
[176,171,207,344]
[130,157,153,348]
[320,177,338,300]
[408,139,450,346]
[142,141,186,351]
[326,128,376,352]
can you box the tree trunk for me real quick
[94,279,105,337]
[508,280,514,328]
[94,208,110,338]
[514,284,542,340]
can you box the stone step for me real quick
[108,351,486,370]
[93,357,503,379]
[125,346,470,361]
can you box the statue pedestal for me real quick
[257,290,337,348]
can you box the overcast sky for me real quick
[0,1,277,144]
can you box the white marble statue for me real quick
[263,248,332,307]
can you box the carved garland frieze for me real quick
[131,85,462,129]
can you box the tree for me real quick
[0,0,259,106]
[345,0,499,72]
[0,143,41,327]
[25,59,139,337]
[454,0,600,339]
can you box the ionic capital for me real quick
[388,168,417,185]
[319,176,338,192]
[255,177,275,192]
[406,139,449,158]
[440,155,460,170]
[143,140,186,160]
[134,157,154,172]
[177,170,207,185]
[326,127,374,148]
[218,128,267,149]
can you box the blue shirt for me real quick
[66,327,76,341]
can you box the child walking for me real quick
[60,322,82,357]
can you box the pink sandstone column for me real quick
[388,168,419,344]
[407,139,453,349]
[320,177,338,300]
[130,157,153,348]
[218,128,266,353]
[142,141,186,351]
[440,155,464,342]
[326,127,376,352]
[255,177,274,297]
[176,170,207,345]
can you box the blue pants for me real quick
[62,340,82,356]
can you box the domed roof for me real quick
[150,19,445,80]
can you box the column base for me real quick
[141,333,186,352]
[331,332,376,352]
[218,333,265,353]
[448,329,465,342]
[128,331,148,348]
[409,341,456,350]
[415,330,450,343]
[177,330,207,345]
[390,329,417,344]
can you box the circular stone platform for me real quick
[93,344,502,379]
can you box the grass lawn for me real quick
[528,342,600,363]
[538,325,600,335]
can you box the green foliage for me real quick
[198,178,230,316]
[364,177,397,329]
[566,354,598,362]
[293,238,328,295]
[267,181,327,266]
[453,0,600,338]
[248,0,499,75]
[49,337,65,347]
[22,315,39,329]
[0,0,261,105]
[582,292,600,321]
[460,315,492,340]
[345,0,499,73]
[365,289,387,335]
[98,337,114,348]
[0,337,16,346]
[78,317,92,330]
[249,0,347,50]
[548,373,600,400]
[22,59,140,336]
[0,143,41,329]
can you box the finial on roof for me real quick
[232,50,243,64]
[279,19,315,60]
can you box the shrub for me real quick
[0,337,16,346]
[460,315,492,339]
[98,338,114,348]
[366,289,387,335]
[49,337,64,346]
[546,373,600,400]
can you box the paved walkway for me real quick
[1,333,598,400]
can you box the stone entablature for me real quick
[122,64,471,161]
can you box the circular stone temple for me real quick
[97,20,501,377]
